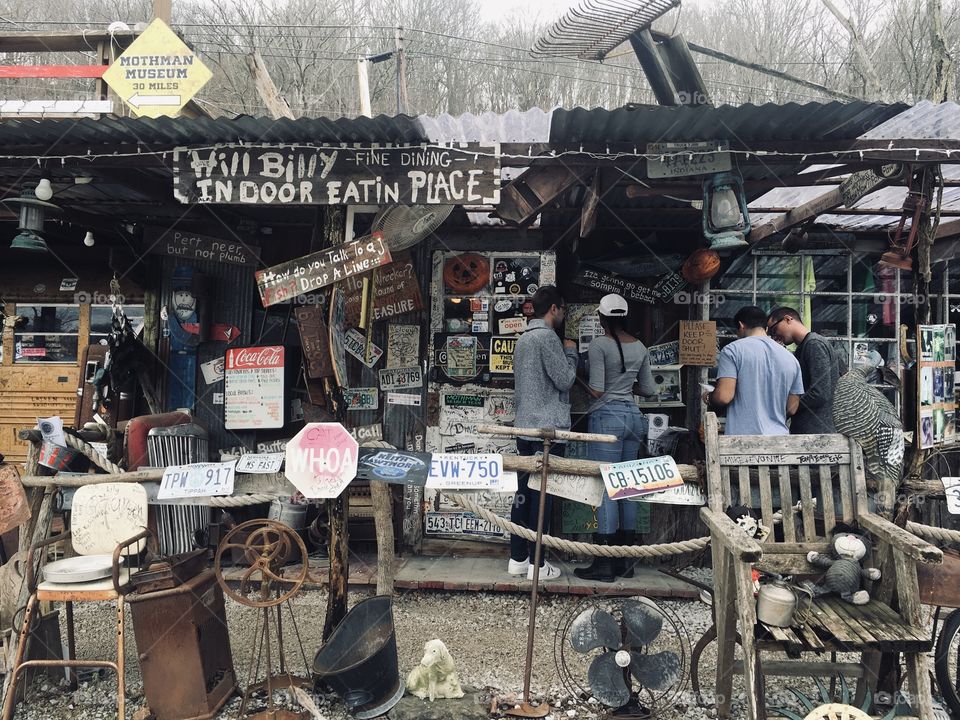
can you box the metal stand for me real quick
[478,424,616,718]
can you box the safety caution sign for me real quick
[102,18,212,118]
[489,336,517,374]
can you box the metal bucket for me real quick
[313,596,404,719]
[268,501,308,531]
[37,441,81,471]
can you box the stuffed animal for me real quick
[725,505,771,542]
[406,639,464,701]
[806,530,881,605]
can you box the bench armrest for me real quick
[113,528,151,596]
[700,507,763,562]
[859,512,942,564]
[27,530,71,592]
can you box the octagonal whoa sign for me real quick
[285,423,359,499]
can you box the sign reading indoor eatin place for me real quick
[173,143,502,205]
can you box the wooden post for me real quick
[356,57,372,118]
[317,205,351,637]
[394,26,408,114]
[322,493,349,642]
[153,0,172,23]
[370,481,394,596]
[245,51,296,121]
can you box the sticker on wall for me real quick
[386,392,422,407]
[443,393,484,408]
[445,336,478,378]
[343,387,378,411]
[59,278,78,292]
[200,356,225,385]
[491,256,540,295]
[347,424,384,443]
[578,315,603,354]
[386,324,420,368]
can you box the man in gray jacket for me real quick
[767,306,845,434]
[508,286,578,580]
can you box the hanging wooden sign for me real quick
[173,142,502,205]
[255,233,391,307]
[344,251,423,325]
[146,228,260,266]
[294,305,333,379]
[571,267,658,304]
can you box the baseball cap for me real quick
[598,293,628,317]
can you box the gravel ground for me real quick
[7,567,952,719]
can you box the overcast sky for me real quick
[477,0,577,26]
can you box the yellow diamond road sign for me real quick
[102,18,212,118]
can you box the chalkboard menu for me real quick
[224,345,286,430]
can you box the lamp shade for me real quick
[10,229,48,252]
[709,187,742,230]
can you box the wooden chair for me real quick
[2,483,149,720]
[700,412,942,720]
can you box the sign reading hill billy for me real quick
[173,143,501,205]
[255,233,391,307]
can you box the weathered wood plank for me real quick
[705,414,724,514]
[734,558,764,719]
[859,513,943,563]
[777,465,796,542]
[798,465,817,541]
[817,598,878,648]
[721,466,733,506]
[818,464,837,536]
[700,508,763,561]
[738,465,751,509]
[836,463,854,524]
[733,660,862,677]
[718,432,850,457]
[758,466,774,534]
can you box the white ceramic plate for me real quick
[42,555,120,584]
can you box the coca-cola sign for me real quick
[224,345,286,430]
[226,346,284,369]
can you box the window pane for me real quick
[711,295,753,336]
[15,305,79,333]
[14,334,78,363]
[811,254,848,293]
[811,296,848,337]
[90,305,145,336]
[851,298,896,338]
[712,254,753,292]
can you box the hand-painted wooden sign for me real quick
[256,233,391,307]
[173,142,502,205]
[344,251,423,324]
[146,228,259,266]
[572,267,658,304]
[295,305,333,379]
[646,141,731,179]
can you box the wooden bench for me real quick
[701,412,942,719]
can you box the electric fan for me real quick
[371,205,454,252]
[555,596,689,717]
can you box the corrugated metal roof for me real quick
[0,113,430,151]
[549,101,909,145]
[859,100,960,143]
[750,165,960,235]
[416,109,552,143]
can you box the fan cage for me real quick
[554,595,691,715]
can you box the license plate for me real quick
[599,455,683,500]
[425,453,505,490]
[158,460,236,499]
[425,511,506,538]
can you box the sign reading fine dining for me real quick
[255,233,391,307]
[173,143,502,205]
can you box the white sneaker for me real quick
[507,557,530,575]
[528,560,561,581]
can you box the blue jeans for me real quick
[588,401,648,534]
[510,438,566,563]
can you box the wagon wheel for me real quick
[214,519,308,608]
[801,704,872,720]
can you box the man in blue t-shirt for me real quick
[704,305,804,435]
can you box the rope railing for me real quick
[443,493,710,558]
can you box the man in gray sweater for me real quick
[508,286,578,580]
[767,306,845,434]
